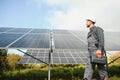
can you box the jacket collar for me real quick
[89,26,96,31]
[87,26,96,38]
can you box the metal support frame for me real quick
[17,31,120,80]
[17,49,52,80]
[17,49,48,65]
[108,55,120,65]
[48,30,53,80]
[17,30,53,80]
[48,50,51,80]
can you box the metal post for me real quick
[48,51,51,80]
[48,30,53,80]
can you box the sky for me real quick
[0,0,120,31]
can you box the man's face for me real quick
[86,20,92,28]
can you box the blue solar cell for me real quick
[0,27,13,32]
[8,28,31,33]
[19,49,88,64]
[105,32,120,51]
[0,33,23,47]
[9,34,50,48]
[53,30,71,34]
[30,29,49,33]
[54,34,87,50]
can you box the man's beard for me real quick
[86,25,90,28]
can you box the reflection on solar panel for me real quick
[0,27,50,49]
[19,49,49,64]
[0,27,120,51]
[53,30,87,50]
[53,30,71,34]
[30,29,49,33]
[9,34,50,48]
[8,28,31,33]
[104,32,120,51]
[0,27,13,32]
[0,33,23,47]
[19,49,88,64]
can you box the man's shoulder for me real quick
[95,26,104,32]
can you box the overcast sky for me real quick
[0,0,120,31]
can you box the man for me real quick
[83,18,108,80]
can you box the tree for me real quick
[0,49,8,74]
[7,54,21,70]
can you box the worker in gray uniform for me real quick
[83,18,108,80]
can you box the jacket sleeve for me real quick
[96,27,104,51]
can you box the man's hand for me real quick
[96,50,102,58]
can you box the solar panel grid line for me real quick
[7,28,32,33]
[63,50,70,64]
[72,31,88,42]
[78,55,85,63]
[56,50,62,64]
[43,50,46,63]
[30,35,43,48]
[20,49,49,64]
[59,51,66,64]
[53,34,71,49]
[0,27,13,32]
[69,31,87,45]
[30,29,50,33]
[22,50,33,64]
[19,49,89,64]
[53,31,88,49]
[3,32,26,34]
[26,55,30,64]
[68,50,77,64]
[0,33,24,48]
[5,28,16,32]
[6,29,33,48]
[81,51,85,57]
[9,33,50,49]
[1,28,16,33]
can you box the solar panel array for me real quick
[19,49,88,64]
[0,27,50,49]
[53,30,87,50]
[0,27,120,51]
[0,27,120,64]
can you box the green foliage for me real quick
[1,69,48,80]
[73,67,84,79]
[7,54,21,70]
[51,68,72,80]
[1,52,120,80]
[109,54,120,66]
[0,49,8,74]
[1,65,120,80]
[110,76,120,80]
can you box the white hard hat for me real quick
[86,17,96,23]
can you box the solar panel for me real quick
[0,28,50,49]
[53,30,87,50]
[30,29,49,33]
[0,27,120,51]
[19,49,49,64]
[8,28,32,33]
[9,33,50,49]
[19,49,88,64]
[104,32,120,51]
[71,31,88,44]
[53,30,71,34]
[0,33,24,47]
[0,27,14,32]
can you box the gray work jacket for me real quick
[87,26,105,52]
